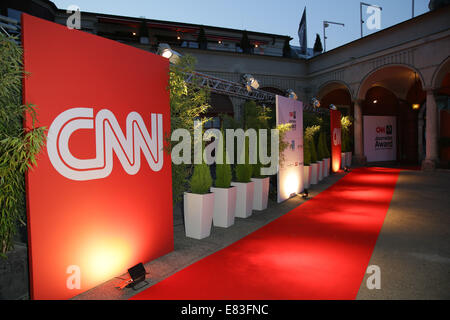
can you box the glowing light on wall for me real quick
[282,171,301,199]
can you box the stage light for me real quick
[302,189,309,199]
[412,103,420,110]
[287,89,298,100]
[116,262,149,290]
[373,99,378,104]
[132,32,136,36]
[157,43,181,64]
[329,104,337,110]
[242,74,260,91]
[311,97,321,108]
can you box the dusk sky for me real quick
[53,0,430,51]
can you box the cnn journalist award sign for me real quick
[363,116,397,162]
[22,14,173,300]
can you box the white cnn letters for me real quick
[47,108,163,181]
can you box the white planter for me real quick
[230,181,255,218]
[184,192,215,239]
[341,153,346,169]
[310,163,319,185]
[251,177,270,211]
[324,158,330,177]
[346,152,352,167]
[303,165,311,189]
[318,160,324,181]
[210,186,237,228]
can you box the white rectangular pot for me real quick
[230,181,254,218]
[346,152,352,167]
[210,186,237,228]
[341,153,346,169]
[310,163,319,185]
[303,165,311,189]
[184,192,215,239]
[251,177,270,211]
[324,158,330,177]
[318,160,323,181]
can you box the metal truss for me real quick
[1,14,327,115]
[0,15,21,43]
[185,71,276,103]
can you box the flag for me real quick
[298,7,307,54]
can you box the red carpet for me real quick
[131,167,400,300]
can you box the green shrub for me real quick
[305,126,320,163]
[235,137,253,183]
[0,33,46,257]
[304,138,311,166]
[190,162,213,194]
[167,55,210,203]
[317,130,326,161]
[215,129,232,188]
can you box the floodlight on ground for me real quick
[242,74,260,92]
[287,89,298,100]
[115,262,149,290]
[311,97,321,108]
[157,43,181,64]
[302,189,309,199]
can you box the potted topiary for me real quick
[318,130,327,181]
[321,130,331,178]
[341,116,353,169]
[316,131,324,182]
[184,161,214,239]
[303,135,312,189]
[231,140,254,218]
[310,134,319,185]
[251,136,270,211]
[210,130,236,228]
[341,126,348,169]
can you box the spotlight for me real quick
[311,97,321,108]
[301,189,309,199]
[287,89,298,100]
[242,74,260,91]
[373,99,378,104]
[157,43,181,64]
[329,104,337,110]
[412,103,420,110]
[115,262,149,290]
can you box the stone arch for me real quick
[317,80,353,100]
[432,56,450,90]
[357,64,426,100]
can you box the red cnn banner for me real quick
[330,110,342,173]
[22,14,173,299]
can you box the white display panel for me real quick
[276,95,304,203]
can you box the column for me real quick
[353,99,366,164]
[422,89,439,170]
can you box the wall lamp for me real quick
[287,89,298,100]
[242,74,260,92]
[311,97,321,108]
[157,43,181,64]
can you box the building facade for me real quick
[1,0,449,169]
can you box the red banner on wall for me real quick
[22,14,173,299]
[330,110,342,173]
